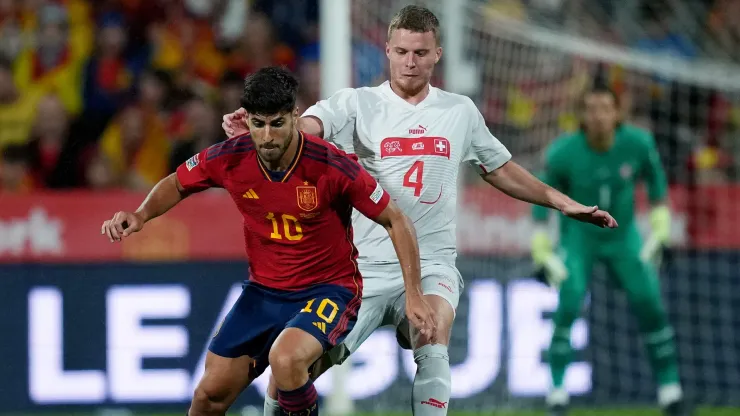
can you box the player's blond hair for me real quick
[387,5,440,45]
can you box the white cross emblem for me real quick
[435,141,446,153]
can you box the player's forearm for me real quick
[385,215,424,297]
[134,174,186,223]
[483,161,574,211]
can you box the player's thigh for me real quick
[309,293,389,379]
[284,284,361,358]
[603,245,664,308]
[194,351,258,406]
[394,263,461,348]
[208,282,284,378]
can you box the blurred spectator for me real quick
[85,149,117,190]
[253,0,318,50]
[98,105,170,190]
[0,0,23,60]
[298,40,384,95]
[216,70,244,121]
[13,1,93,115]
[705,0,740,62]
[82,12,146,126]
[25,94,83,188]
[0,143,32,192]
[297,57,320,111]
[148,2,226,92]
[634,4,696,60]
[0,56,41,149]
[138,68,173,115]
[169,96,220,172]
[228,13,296,78]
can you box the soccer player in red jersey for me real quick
[100,66,437,416]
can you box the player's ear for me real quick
[435,47,442,64]
[385,42,391,58]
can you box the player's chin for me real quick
[259,147,283,161]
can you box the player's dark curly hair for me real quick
[240,66,298,116]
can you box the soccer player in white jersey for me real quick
[222,5,617,415]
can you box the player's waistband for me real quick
[358,254,457,267]
[243,280,357,300]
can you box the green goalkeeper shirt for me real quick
[532,124,668,239]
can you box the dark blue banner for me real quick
[0,253,738,413]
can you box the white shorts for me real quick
[310,262,462,377]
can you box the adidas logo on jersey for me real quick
[312,321,327,334]
[242,189,259,199]
[409,125,427,135]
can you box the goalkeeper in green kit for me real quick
[532,85,688,416]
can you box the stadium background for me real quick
[2,0,740,415]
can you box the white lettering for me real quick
[28,287,106,403]
[191,284,244,393]
[107,286,190,401]
[0,208,63,256]
[507,280,591,396]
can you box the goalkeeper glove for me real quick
[531,227,568,289]
[640,206,671,266]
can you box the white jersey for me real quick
[303,81,511,267]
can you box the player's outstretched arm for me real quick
[372,201,438,342]
[483,161,618,229]
[101,173,187,242]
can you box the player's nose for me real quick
[405,53,416,68]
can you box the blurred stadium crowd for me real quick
[1,0,740,193]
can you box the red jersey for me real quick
[175,132,391,295]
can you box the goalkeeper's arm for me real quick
[640,132,671,264]
[530,172,568,289]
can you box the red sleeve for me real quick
[338,156,391,220]
[175,146,224,192]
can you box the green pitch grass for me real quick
[3,408,739,416]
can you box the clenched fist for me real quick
[101,211,145,242]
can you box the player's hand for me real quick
[531,229,568,289]
[222,108,249,138]
[562,204,618,229]
[406,293,438,343]
[101,211,145,242]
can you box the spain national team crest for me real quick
[296,184,319,211]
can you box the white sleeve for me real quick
[463,98,512,174]
[302,88,358,140]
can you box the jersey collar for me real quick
[255,130,305,182]
[380,80,437,110]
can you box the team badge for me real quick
[620,163,633,179]
[296,184,319,211]
[185,154,200,171]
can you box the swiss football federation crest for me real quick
[296,184,319,211]
[620,163,633,179]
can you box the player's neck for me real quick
[260,131,300,171]
[389,79,430,105]
[586,131,615,152]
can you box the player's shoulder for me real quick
[302,133,361,178]
[617,123,655,147]
[433,87,478,111]
[546,131,581,158]
[202,133,255,164]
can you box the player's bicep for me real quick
[641,135,668,202]
[464,101,512,174]
[302,88,357,139]
[341,165,390,221]
[175,148,223,192]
